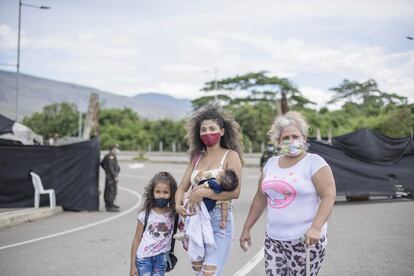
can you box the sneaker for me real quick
[106,207,120,212]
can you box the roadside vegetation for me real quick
[23,72,413,151]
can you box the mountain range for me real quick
[0,70,193,121]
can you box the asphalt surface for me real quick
[0,161,413,276]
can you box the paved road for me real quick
[0,162,413,275]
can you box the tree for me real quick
[192,71,316,151]
[329,79,407,116]
[99,108,151,150]
[193,71,315,109]
[99,108,187,151]
[23,102,79,139]
[373,108,413,137]
[228,101,276,151]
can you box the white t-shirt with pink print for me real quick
[136,209,173,258]
[262,153,329,241]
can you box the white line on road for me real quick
[122,172,259,181]
[128,163,145,169]
[162,169,187,174]
[0,186,141,251]
[233,247,264,276]
[121,174,148,179]
[245,175,261,179]
[0,208,32,216]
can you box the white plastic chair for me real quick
[29,171,56,208]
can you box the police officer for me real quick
[260,142,277,169]
[101,144,121,212]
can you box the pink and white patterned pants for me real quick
[264,233,328,276]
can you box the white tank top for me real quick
[262,153,329,241]
[190,150,230,187]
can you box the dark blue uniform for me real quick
[100,152,120,210]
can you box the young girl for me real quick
[130,172,177,276]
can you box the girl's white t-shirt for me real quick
[262,153,329,241]
[136,209,173,258]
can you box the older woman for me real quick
[175,104,243,276]
[240,111,336,276]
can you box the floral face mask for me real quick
[280,139,304,157]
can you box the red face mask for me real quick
[200,132,221,147]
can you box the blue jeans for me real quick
[202,206,234,275]
[136,252,168,276]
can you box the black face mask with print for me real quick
[154,198,169,208]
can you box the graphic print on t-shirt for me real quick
[262,178,297,209]
[148,222,171,238]
[144,222,172,254]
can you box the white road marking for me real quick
[245,175,261,179]
[0,186,141,251]
[233,247,264,276]
[120,174,148,179]
[162,169,186,174]
[121,172,259,181]
[128,163,145,169]
[0,209,32,216]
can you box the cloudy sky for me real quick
[1,0,413,107]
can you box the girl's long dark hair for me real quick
[141,171,177,217]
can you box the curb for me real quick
[114,152,262,168]
[145,160,260,168]
[119,159,261,168]
[0,207,63,228]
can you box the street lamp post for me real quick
[203,68,219,103]
[213,67,218,102]
[15,0,50,121]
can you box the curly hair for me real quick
[185,103,244,164]
[267,111,310,147]
[141,171,177,217]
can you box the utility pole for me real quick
[82,93,99,139]
[16,0,22,121]
[78,111,83,138]
[15,1,50,121]
[214,67,218,102]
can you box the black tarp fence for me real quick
[309,129,414,197]
[0,137,100,210]
[0,114,14,135]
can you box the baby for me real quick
[175,169,239,243]
[198,169,238,229]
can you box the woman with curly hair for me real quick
[240,111,336,276]
[175,103,243,276]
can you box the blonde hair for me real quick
[267,111,309,147]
